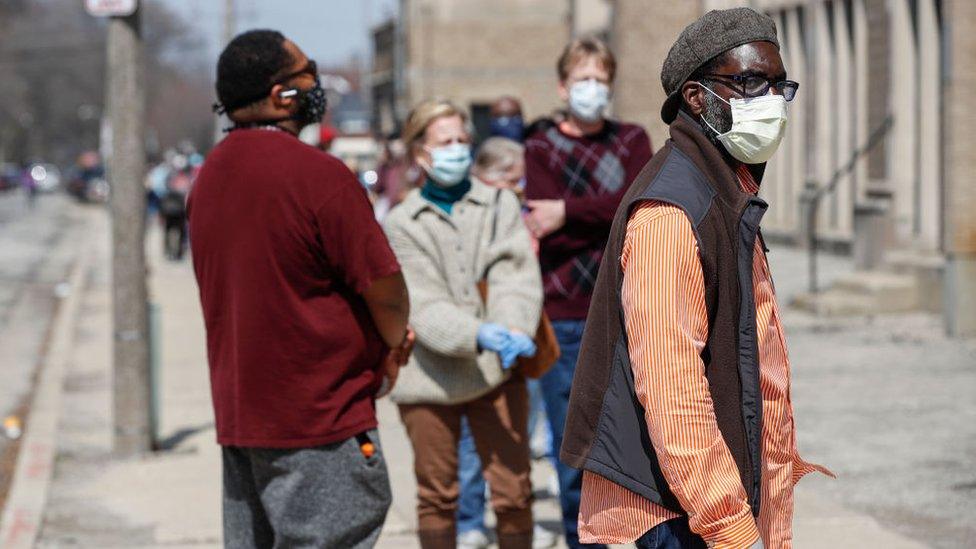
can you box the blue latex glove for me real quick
[477,323,511,354]
[499,332,536,369]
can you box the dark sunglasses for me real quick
[274,59,318,86]
[703,73,799,102]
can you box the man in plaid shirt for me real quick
[523,36,652,548]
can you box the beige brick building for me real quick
[610,0,974,335]
[372,0,974,334]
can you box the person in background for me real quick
[318,123,338,153]
[523,36,653,549]
[160,154,191,261]
[384,99,542,549]
[486,97,555,456]
[189,29,412,548]
[453,136,558,549]
[489,96,526,142]
[372,134,420,221]
[562,9,831,548]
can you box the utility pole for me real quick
[214,0,237,143]
[107,6,151,455]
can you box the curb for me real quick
[0,225,94,548]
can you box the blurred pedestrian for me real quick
[160,154,191,261]
[486,100,557,457]
[489,96,526,142]
[561,9,831,548]
[453,137,558,549]
[189,29,412,549]
[372,134,419,221]
[318,123,338,153]
[384,99,542,549]
[21,167,37,208]
[523,36,653,549]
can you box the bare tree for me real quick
[0,0,213,167]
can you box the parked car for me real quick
[66,165,109,203]
[0,163,22,191]
[28,163,61,193]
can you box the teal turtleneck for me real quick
[420,177,471,215]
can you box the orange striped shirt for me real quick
[578,166,831,548]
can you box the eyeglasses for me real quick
[703,73,799,102]
[274,60,318,85]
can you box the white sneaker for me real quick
[457,528,490,549]
[547,471,560,498]
[533,525,558,549]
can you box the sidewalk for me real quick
[13,212,931,548]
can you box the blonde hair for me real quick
[557,36,617,82]
[472,137,524,181]
[402,99,468,152]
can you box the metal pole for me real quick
[108,7,151,456]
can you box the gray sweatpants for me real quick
[222,429,392,549]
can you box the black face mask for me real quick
[292,80,327,126]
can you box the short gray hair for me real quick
[472,137,524,180]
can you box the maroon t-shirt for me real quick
[188,129,400,448]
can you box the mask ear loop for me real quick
[699,84,731,137]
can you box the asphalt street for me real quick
[0,190,91,506]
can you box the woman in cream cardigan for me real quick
[383,99,543,549]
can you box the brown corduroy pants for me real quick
[398,375,533,549]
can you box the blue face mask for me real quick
[425,143,471,187]
[489,115,525,142]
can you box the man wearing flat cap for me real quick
[560,7,831,548]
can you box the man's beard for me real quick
[699,85,733,149]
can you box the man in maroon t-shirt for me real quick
[189,30,412,548]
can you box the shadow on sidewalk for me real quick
[154,421,214,452]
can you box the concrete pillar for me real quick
[888,0,919,244]
[784,8,808,239]
[811,3,837,238]
[853,0,871,202]
[943,0,976,337]
[865,0,890,182]
[610,0,703,149]
[918,0,943,250]
[832,0,855,238]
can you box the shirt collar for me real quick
[735,163,761,195]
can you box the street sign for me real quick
[85,0,138,17]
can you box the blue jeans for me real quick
[526,378,552,455]
[456,417,488,535]
[540,319,606,549]
[634,517,707,549]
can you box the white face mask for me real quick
[423,143,471,187]
[701,86,788,164]
[568,79,610,123]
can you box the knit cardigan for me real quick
[383,178,543,405]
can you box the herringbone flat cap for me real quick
[660,7,779,123]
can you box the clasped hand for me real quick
[477,323,537,369]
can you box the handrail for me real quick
[801,114,894,294]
